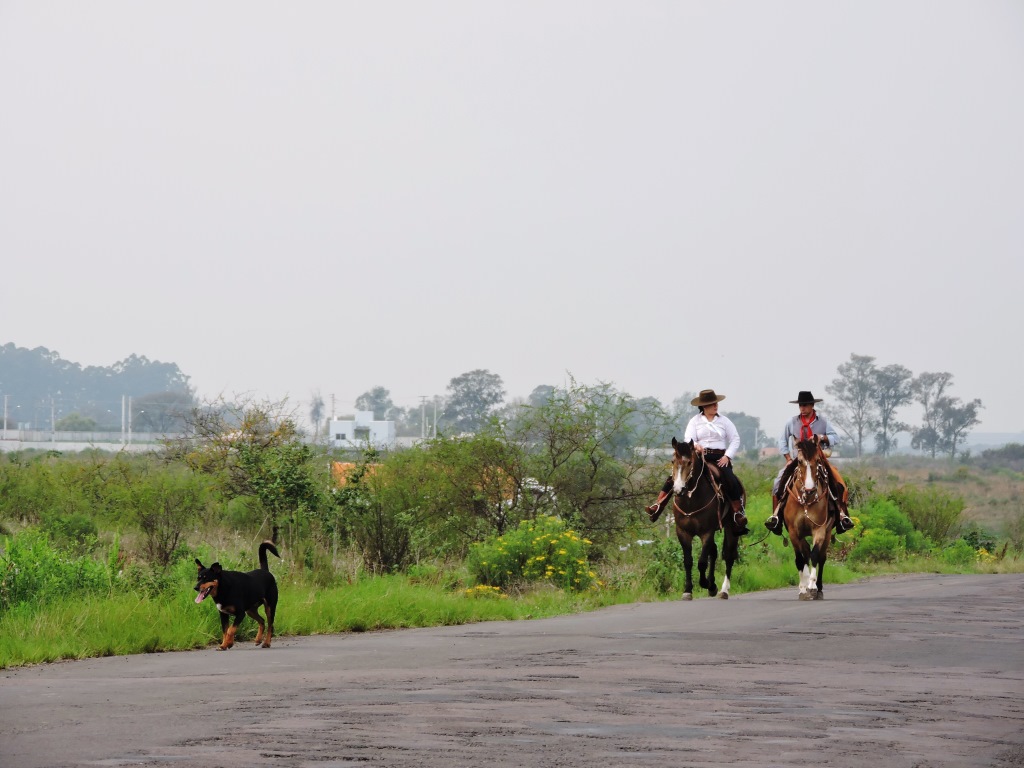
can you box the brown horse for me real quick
[782,436,834,600]
[664,437,741,600]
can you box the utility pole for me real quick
[420,396,427,439]
[433,398,437,438]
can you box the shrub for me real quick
[130,469,209,567]
[467,515,595,591]
[959,523,997,553]
[861,497,915,537]
[40,513,99,556]
[940,539,976,566]
[847,497,926,562]
[848,529,905,564]
[887,486,964,543]
[643,536,685,594]
[0,530,113,610]
[840,468,876,508]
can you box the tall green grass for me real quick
[3,488,1023,670]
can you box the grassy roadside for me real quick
[3,546,1021,670]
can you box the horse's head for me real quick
[670,437,699,494]
[794,437,826,493]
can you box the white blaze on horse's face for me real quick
[802,458,815,490]
[673,461,686,494]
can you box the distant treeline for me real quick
[0,343,193,431]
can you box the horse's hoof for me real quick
[681,592,693,601]
[718,591,729,600]
[798,591,812,601]
[812,591,823,600]
[708,588,718,598]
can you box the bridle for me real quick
[787,445,835,528]
[672,451,723,518]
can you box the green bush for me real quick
[847,497,927,562]
[643,536,685,595]
[0,530,114,610]
[959,523,997,553]
[467,515,596,591]
[888,485,963,543]
[848,528,905,564]
[940,539,976,566]
[40,513,99,556]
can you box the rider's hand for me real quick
[717,456,729,468]
[821,437,830,447]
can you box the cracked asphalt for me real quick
[2,573,1022,767]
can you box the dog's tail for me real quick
[258,541,281,571]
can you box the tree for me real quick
[440,369,506,434]
[668,392,699,440]
[938,397,983,459]
[165,397,322,541]
[725,411,767,455]
[55,413,98,431]
[911,372,953,457]
[309,391,325,441]
[628,396,674,447]
[527,385,557,408]
[0,343,193,426]
[511,377,666,542]
[872,364,914,456]
[131,467,210,567]
[826,354,878,457]
[355,386,396,421]
[132,390,195,433]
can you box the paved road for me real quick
[2,574,1023,768]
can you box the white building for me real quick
[328,410,396,450]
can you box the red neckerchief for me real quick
[800,411,816,440]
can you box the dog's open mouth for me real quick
[195,585,213,604]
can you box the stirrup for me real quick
[836,514,854,533]
[765,515,783,535]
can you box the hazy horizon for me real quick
[2,2,1021,438]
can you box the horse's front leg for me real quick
[810,533,828,600]
[698,534,718,597]
[678,531,695,600]
[719,529,738,599]
[791,535,813,600]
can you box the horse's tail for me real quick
[258,541,280,571]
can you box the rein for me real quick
[672,454,724,519]
[787,454,830,530]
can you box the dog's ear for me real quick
[195,558,204,570]
[211,563,223,574]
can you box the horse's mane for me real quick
[795,437,822,462]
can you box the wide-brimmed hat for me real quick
[790,391,823,405]
[691,389,726,407]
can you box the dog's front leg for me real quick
[218,611,238,650]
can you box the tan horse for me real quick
[782,436,834,600]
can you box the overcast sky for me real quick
[2,2,1022,438]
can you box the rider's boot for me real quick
[764,496,785,535]
[730,498,749,536]
[646,490,671,523]
[835,499,855,534]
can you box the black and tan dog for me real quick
[194,541,280,650]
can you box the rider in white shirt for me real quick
[646,389,749,535]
